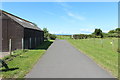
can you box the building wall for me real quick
[2,13,44,52]
[24,28,44,49]
[2,19,9,52]
[40,31,44,43]
[0,18,2,52]
[2,14,24,52]
[7,19,24,51]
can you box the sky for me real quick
[1,2,118,34]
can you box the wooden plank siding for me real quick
[24,28,44,49]
[1,10,44,52]
[2,14,24,52]
[0,15,2,52]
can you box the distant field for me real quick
[57,35,71,40]
[68,38,118,77]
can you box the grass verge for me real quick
[0,40,53,78]
[68,38,118,77]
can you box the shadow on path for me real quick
[35,41,53,50]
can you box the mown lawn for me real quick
[0,40,53,78]
[68,38,118,77]
[57,35,71,40]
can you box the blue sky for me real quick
[2,2,118,34]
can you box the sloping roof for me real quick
[1,10,43,31]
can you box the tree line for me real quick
[43,27,120,40]
[72,28,120,39]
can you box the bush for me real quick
[49,34,57,40]
[117,48,120,53]
[44,37,48,41]
[73,34,88,39]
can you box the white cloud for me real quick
[79,29,111,34]
[50,31,72,34]
[79,29,94,34]
[57,2,86,21]
[67,12,85,21]
[57,2,72,8]
[80,29,94,32]
[102,30,109,33]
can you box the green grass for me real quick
[57,35,71,40]
[68,38,118,77]
[0,40,53,78]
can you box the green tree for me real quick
[49,34,57,40]
[32,23,37,26]
[93,29,103,38]
[115,28,120,33]
[108,30,115,33]
[43,28,49,40]
[100,33,103,38]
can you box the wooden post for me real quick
[71,35,73,39]
[112,40,114,51]
[101,39,103,48]
[118,38,120,53]
[9,39,12,55]
[93,26,95,47]
[22,38,24,51]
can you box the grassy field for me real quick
[0,41,53,78]
[57,35,71,40]
[68,38,118,77]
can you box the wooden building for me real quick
[0,10,44,52]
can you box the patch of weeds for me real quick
[2,49,29,62]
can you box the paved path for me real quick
[25,39,114,78]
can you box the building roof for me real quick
[1,10,43,31]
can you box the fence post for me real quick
[9,39,12,55]
[22,38,24,51]
[71,35,73,39]
[112,40,114,51]
[101,39,103,48]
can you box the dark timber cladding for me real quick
[0,10,44,52]
[0,10,2,52]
